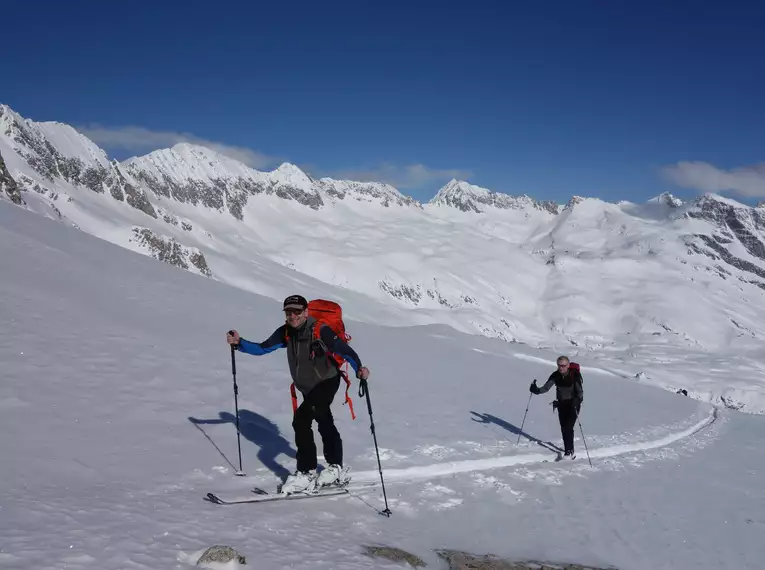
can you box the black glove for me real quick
[574,398,582,413]
[552,400,559,410]
[529,381,540,394]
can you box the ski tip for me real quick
[205,493,225,504]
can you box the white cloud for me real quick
[77,125,277,169]
[662,160,765,198]
[315,162,473,189]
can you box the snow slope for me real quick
[2,103,765,415]
[1,200,763,570]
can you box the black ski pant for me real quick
[557,399,579,453]
[293,375,342,473]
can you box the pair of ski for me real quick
[205,480,377,505]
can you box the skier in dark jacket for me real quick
[530,355,583,458]
[227,294,370,494]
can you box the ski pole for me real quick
[359,378,392,517]
[228,337,245,476]
[578,419,592,467]
[517,390,533,444]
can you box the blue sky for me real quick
[3,0,765,205]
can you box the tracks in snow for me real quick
[349,407,718,485]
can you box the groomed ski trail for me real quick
[348,406,718,485]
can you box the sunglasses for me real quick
[284,308,304,316]
[558,363,569,368]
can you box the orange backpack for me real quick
[287,299,356,420]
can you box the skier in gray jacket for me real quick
[530,355,583,458]
[227,295,370,493]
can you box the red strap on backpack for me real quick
[339,366,356,420]
[289,374,355,420]
[312,317,356,420]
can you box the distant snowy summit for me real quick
[123,142,420,215]
[123,144,324,217]
[317,177,421,209]
[651,191,684,208]
[428,178,560,214]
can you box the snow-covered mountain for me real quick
[0,104,156,218]
[2,103,765,413]
[123,144,324,217]
[316,177,421,209]
[430,178,559,214]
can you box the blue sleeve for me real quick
[237,326,287,356]
[319,325,362,374]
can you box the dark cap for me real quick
[283,294,308,311]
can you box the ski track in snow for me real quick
[210,405,718,503]
[350,406,717,484]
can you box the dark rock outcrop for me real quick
[0,151,23,204]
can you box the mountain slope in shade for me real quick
[2,103,765,413]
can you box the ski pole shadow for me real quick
[469,411,563,455]
[188,409,297,480]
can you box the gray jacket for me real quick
[537,369,584,403]
[285,316,341,395]
[236,315,363,396]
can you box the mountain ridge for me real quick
[3,102,765,418]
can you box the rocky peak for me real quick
[0,103,155,218]
[123,149,325,219]
[271,162,315,192]
[0,104,24,137]
[653,192,683,208]
[685,193,765,283]
[430,179,556,214]
[687,194,753,226]
[317,178,422,208]
[563,195,585,212]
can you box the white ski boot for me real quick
[279,469,317,495]
[316,464,351,488]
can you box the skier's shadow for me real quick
[188,410,296,480]
[470,411,563,455]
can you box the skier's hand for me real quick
[227,330,240,345]
[529,380,540,394]
[357,366,370,381]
